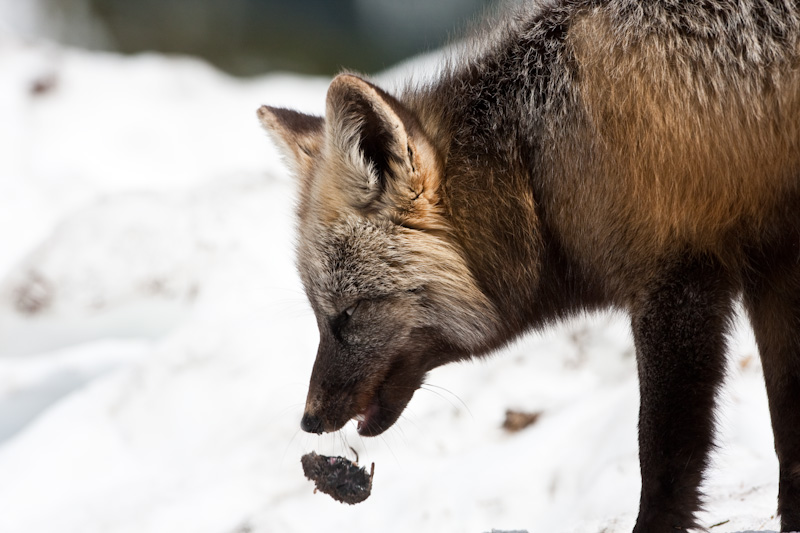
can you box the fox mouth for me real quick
[303,352,430,437]
[353,385,404,437]
[302,376,416,437]
[351,369,420,437]
[354,399,383,436]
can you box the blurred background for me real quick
[0,0,514,76]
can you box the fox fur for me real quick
[258,1,800,531]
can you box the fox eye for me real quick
[331,302,362,341]
[342,302,359,320]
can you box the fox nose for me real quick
[300,412,324,434]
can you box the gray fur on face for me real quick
[298,213,497,351]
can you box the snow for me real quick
[0,32,782,533]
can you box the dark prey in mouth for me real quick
[300,451,374,505]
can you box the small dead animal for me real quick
[300,451,374,505]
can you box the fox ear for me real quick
[257,106,324,176]
[325,74,413,210]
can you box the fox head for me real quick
[259,74,498,436]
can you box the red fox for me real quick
[258,1,800,531]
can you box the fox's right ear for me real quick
[257,106,324,176]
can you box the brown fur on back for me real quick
[568,7,800,258]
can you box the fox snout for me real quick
[299,379,355,435]
[300,412,325,434]
[299,335,429,437]
[299,375,394,437]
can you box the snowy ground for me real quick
[0,33,783,533]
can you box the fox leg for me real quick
[744,250,800,532]
[630,258,734,532]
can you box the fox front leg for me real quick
[744,243,800,532]
[630,257,735,532]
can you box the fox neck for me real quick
[399,8,604,348]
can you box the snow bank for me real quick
[0,35,782,533]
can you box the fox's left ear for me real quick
[324,74,445,229]
[257,105,324,176]
[325,74,428,212]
